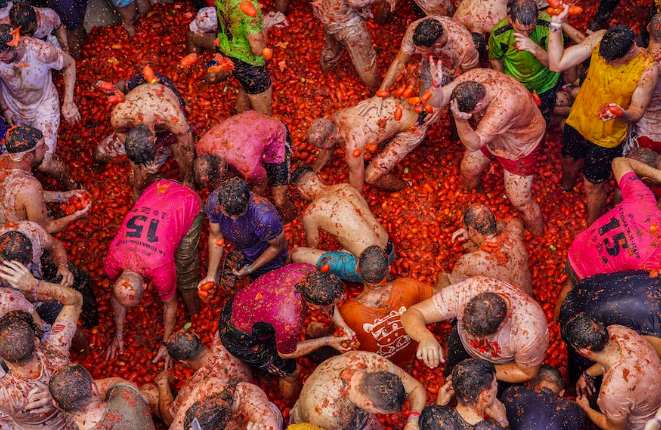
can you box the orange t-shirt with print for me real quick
[339,278,433,366]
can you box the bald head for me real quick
[112,271,145,307]
[308,118,339,150]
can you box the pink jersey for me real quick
[104,180,201,300]
[568,172,661,279]
[196,111,288,183]
[598,326,661,430]
[431,276,548,367]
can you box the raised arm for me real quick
[548,7,603,72]
[612,157,661,184]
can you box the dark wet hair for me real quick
[291,164,314,185]
[413,18,444,47]
[529,364,563,390]
[450,82,486,113]
[166,331,205,361]
[626,147,660,169]
[359,371,406,412]
[0,311,39,365]
[451,358,496,406]
[0,24,15,52]
[183,379,240,430]
[510,0,538,26]
[561,314,609,352]
[358,246,389,284]
[296,272,344,307]
[0,230,33,266]
[308,118,337,148]
[125,124,156,165]
[463,204,497,235]
[218,177,250,216]
[5,125,42,154]
[197,153,224,183]
[462,292,507,337]
[599,25,635,61]
[49,364,96,413]
[10,3,37,36]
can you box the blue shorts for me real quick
[316,239,395,283]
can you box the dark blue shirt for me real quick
[501,386,584,430]
[421,405,500,430]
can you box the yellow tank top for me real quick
[566,44,654,148]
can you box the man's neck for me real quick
[455,403,485,425]
[194,349,212,370]
[72,400,106,430]
[10,356,42,380]
[594,340,622,371]
[649,39,661,56]
[8,159,30,172]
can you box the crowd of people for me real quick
[0,0,660,428]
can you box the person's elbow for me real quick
[519,363,541,380]
[68,289,84,310]
[401,306,426,332]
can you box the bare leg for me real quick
[561,156,583,191]
[320,30,344,73]
[343,26,380,93]
[38,153,77,190]
[365,130,426,188]
[235,86,251,114]
[272,185,298,223]
[279,364,301,405]
[116,2,138,36]
[504,170,544,236]
[459,149,492,191]
[291,247,326,266]
[584,179,607,226]
[179,289,201,317]
[246,86,273,116]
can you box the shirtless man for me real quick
[378,16,479,95]
[429,65,546,236]
[168,377,284,430]
[454,0,547,36]
[0,24,80,189]
[102,82,194,200]
[49,364,157,430]
[311,0,385,93]
[289,351,426,430]
[633,14,661,153]
[194,110,297,222]
[104,180,203,368]
[339,246,438,366]
[563,316,661,430]
[0,260,82,430]
[436,204,532,294]
[402,276,548,382]
[290,166,393,282]
[0,126,90,233]
[10,2,67,49]
[310,96,439,192]
[159,331,251,425]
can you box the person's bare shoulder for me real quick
[504,218,525,239]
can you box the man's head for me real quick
[5,125,45,167]
[183,383,239,430]
[308,118,340,150]
[0,230,33,266]
[462,292,508,338]
[352,371,406,414]
[295,272,344,308]
[112,271,145,308]
[194,153,227,189]
[217,177,250,218]
[649,13,661,43]
[599,25,636,64]
[450,82,489,114]
[509,0,538,36]
[451,358,498,408]
[10,3,37,36]
[165,330,206,369]
[0,311,39,367]
[463,204,497,243]
[358,245,389,285]
[0,24,19,63]
[49,364,98,414]
[124,124,157,165]
[561,314,609,359]
[413,18,445,54]
[528,364,563,394]
[626,147,661,170]
[291,164,318,201]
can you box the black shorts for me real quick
[218,297,297,377]
[538,80,561,123]
[229,56,272,95]
[561,124,623,184]
[264,128,292,187]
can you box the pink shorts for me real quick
[480,145,541,177]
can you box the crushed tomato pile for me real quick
[40,0,652,428]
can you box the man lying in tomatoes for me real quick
[290,165,393,283]
[194,110,297,222]
[309,95,440,192]
[436,203,532,295]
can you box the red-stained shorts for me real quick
[480,145,541,177]
[636,135,661,154]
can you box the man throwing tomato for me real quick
[104,180,204,368]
